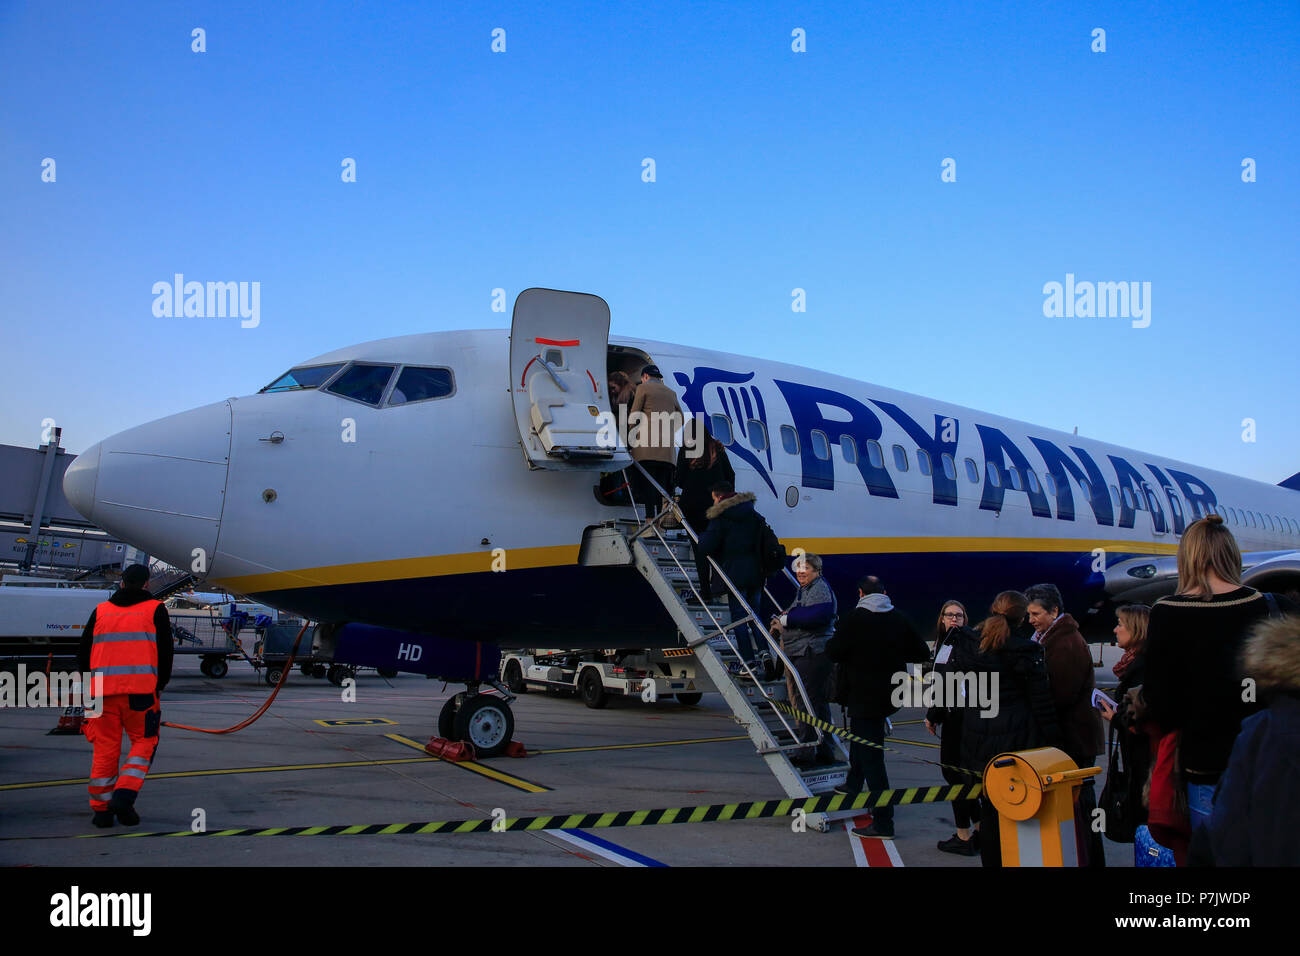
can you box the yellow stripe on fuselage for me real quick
[210,536,1177,594]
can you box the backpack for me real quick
[754,513,787,578]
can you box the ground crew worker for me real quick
[76,564,173,827]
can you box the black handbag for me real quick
[1099,722,1139,843]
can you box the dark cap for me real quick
[641,364,662,379]
[121,564,151,589]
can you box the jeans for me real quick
[845,715,892,829]
[727,588,764,662]
[1187,782,1215,831]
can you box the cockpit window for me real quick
[261,364,345,393]
[387,366,455,406]
[324,363,396,406]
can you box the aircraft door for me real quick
[509,288,631,471]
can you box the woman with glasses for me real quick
[925,600,981,856]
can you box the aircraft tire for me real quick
[504,660,527,694]
[454,695,514,757]
[579,669,608,709]
[438,693,463,740]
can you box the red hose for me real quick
[161,622,309,734]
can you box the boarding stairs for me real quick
[579,464,849,831]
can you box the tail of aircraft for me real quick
[1280,472,1300,492]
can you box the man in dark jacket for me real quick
[698,482,765,671]
[825,576,930,839]
[1191,613,1300,866]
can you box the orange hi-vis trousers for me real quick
[84,694,160,810]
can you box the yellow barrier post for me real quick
[983,748,1100,867]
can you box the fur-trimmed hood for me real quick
[705,491,756,520]
[1242,613,1300,694]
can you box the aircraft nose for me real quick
[63,441,101,522]
[62,402,233,572]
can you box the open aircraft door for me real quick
[509,288,631,471]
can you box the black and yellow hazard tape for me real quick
[771,700,980,779]
[21,783,979,840]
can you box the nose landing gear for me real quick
[436,680,516,757]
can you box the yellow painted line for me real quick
[384,734,550,793]
[312,718,398,727]
[885,736,941,750]
[0,734,756,793]
[529,734,747,755]
[0,755,441,791]
[209,535,1176,593]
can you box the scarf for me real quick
[1113,647,1139,679]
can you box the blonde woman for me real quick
[1142,515,1297,861]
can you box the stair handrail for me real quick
[619,461,824,752]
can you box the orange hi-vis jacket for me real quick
[89,599,162,696]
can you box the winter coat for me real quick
[1039,613,1105,767]
[1192,614,1300,866]
[675,446,734,528]
[825,594,931,719]
[780,575,838,658]
[927,625,977,784]
[627,378,683,464]
[1143,587,1298,783]
[698,492,762,591]
[952,629,1063,777]
[77,587,174,693]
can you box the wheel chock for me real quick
[503,741,528,758]
[425,737,476,761]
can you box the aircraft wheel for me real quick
[504,660,527,694]
[579,669,608,709]
[675,692,703,706]
[207,658,228,679]
[438,693,463,740]
[454,695,514,757]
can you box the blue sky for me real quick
[2,1,1297,482]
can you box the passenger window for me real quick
[1026,469,1041,494]
[1008,467,1023,492]
[941,453,956,481]
[261,363,345,393]
[810,430,830,461]
[918,450,933,476]
[986,462,1001,488]
[1080,480,1093,500]
[387,366,454,405]
[711,414,734,446]
[964,458,979,484]
[748,420,769,453]
[325,363,396,406]
[866,440,884,469]
[1147,489,1160,513]
[1121,487,1135,510]
[780,425,799,455]
[1043,472,1057,496]
[841,435,859,464]
[1169,493,1183,520]
[893,445,909,472]
[1248,511,1257,528]
[1110,485,1121,509]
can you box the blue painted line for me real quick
[574,829,669,868]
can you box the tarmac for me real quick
[0,651,1133,867]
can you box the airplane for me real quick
[61,288,1300,753]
